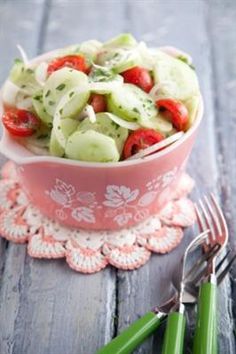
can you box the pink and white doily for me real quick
[0,161,196,274]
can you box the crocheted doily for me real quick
[0,161,196,273]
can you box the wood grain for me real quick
[0,0,236,353]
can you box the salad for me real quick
[1,33,200,163]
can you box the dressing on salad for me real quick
[1,33,201,162]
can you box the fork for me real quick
[193,194,229,354]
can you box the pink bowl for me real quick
[0,52,203,231]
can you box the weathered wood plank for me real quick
[0,2,48,353]
[207,0,236,346]
[0,1,120,354]
[116,1,235,353]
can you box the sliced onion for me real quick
[16,95,32,110]
[16,44,29,66]
[35,62,48,86]
[158,46,192,64]
[2,80,20,106]
[89,80,123,94]
[136,42,156,70]
[83,104,96,123]
[149,81,178,101]
[127,132,184,160]
[23,141,49,156]
[105,112,140,131]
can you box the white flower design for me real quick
[47,179,75,207]
[161,167,178,188]
[138,191,158,207]
[103,185,139,208]
[114,213,132,226]
[71,207,95,224]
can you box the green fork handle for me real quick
[193,276,217,354]
[162,308,186,354]
[96,311,164,354]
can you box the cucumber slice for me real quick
[32,91,53,126]
[141,115,173,134]
[54,109,80,149]
[107,83,157,123]
[43,68,89,116]
[153,51,199,100]
[103,33,137,49]
[184,94,200,128]
[59,40,102,61]
[65,130,120,162]
[49,130,65,157]
[96,48,141,73]
[9,59,40,95]
[78,112,128,153]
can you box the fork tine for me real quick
[217,252,236,285]
[195,203,210,246]
[204,195,222,237]
[215,249,231,274]
[210,193,228,240]
[199,198,216,242]
[184,243,220,281]
[186,244,221,285]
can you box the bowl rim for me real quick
[0,48,204,169]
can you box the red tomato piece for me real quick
[47,55,90,75]
[121,67,154,93]
[2,108,40,137]
[156,99,189,131]
[89,94,107,113]
[123,128,164,159]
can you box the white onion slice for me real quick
[127,132,184,160]
[105,112,140,131]
[16,44,29,66]
[89,80,122,94]
[16,96,32,110]
[83,104,96,123]
[159,46,192,64]
[23,141,49,156]
[149,81,178,101]
[2,80,20,105]
[35,62,48,86]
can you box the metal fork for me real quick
[97,232,232,354]
[193,194,229,354]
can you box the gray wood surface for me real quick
[0,0,236,353]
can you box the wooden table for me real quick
[0,1,235,353]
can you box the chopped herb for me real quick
[48,100,55,106]
[37,134,49,140]
[177,55,195,70]
[33,95,42,101]
[45,90,51,97]
[14,58,23,64]
[48,123,53,128]
[56,83,66,91]
[26,68,34,74]
[118,105,122,109]
[69,91,75,98]
[59,108,63,115]
[57,126,61,130]
[117,134,120,138]
[133,107,140,113]
[21,84,26,88]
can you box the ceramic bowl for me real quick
[0,51,203,230]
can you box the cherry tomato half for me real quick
[2,108,40,137]
[123,128,164,159]
[89,94,107,113]
[156,98,189,131]
[121,66,154,93]
[47,55,90,75]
